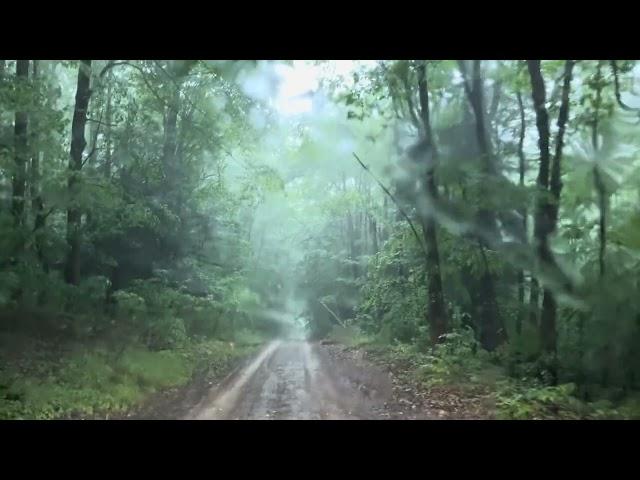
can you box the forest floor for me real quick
[139,339,496,420]
[0,331,260,420]
[4,332,637,420]
[143,336,639,420]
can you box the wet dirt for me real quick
[185,340,436,420]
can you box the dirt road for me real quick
[185,340,425,420]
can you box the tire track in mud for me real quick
[186,340,408,420]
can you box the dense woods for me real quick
[1,59,640,419]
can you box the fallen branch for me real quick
[318,300,346,329]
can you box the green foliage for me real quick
[3,58,640,419]
[0,339,256,420]
[356,225,427,343]
[496,382,585,419]
[325,325,374,347]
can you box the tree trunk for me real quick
[12,60,29,230]
[346,208,357,278]
[542,60,575,369]
[528,60,575,380]
[528,60,554,355]
[65,60,92,286]
[591,61,606,278]
[370,214,378,254]
[30,60,46,270]
[550,61,575,204]
[458,59,505,350]
[529,277,540,326]
[103,71,113,178]
[416,61,448,345]
[382,196,389,242]
[161,65,184,259]
[516,89,527,336]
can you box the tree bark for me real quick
[346,208,357,278]
[12,60,29,230]
[370,214,378,254]
[528,60,575,379]
[103,71,113,177]
[528,60,555,356]
[65,60,92,286]
[416,61,448,345]
[591,61,606,278]
[30,60,46,270]
[516,89,527,336]
[458,59,505,350]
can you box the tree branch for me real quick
[318,300,346,328]
[82,103,104,168]
[610,60,640,112]
[99,60,169,107]
[352,152,428,260]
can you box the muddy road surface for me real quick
[185,340,430,420]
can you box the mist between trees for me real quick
[1,60,640,419]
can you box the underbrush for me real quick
[324,325,375,347]
[325,325,640,419]
[0,336,259,420]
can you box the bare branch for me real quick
[86,117,119,128]
[352,152,428,260]
[318,300,346,328]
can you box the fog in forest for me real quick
[2,60,640,420]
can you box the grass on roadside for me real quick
[0,336,260,420]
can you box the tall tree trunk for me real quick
[416,61,448,345]
[382,195,389,241]
[527,60,554,354]
[544,60,575,371]
[161,60,194,202]
[549,60,575,228]
[458,59,505,350]
[591,61,606,278]
[370,214,378,254]
[161,64,185,259]
[65,60,92,286]
[103,71,113,177]
[589,61,609,385]
[516,89,527,336]
[30,60,46,270]
[86,65,101,169]
[528,60,575,382]
[0,60,5,153]
[346,208,357,278]
[12,60,29,230]
[529,278,540,327]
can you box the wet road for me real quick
[186,340,393,420]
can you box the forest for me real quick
[1,59,639,420]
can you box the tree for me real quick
[527,60,575,380]
[12,60,29,230]
[415,61,448,344]
[457,60,505,351]
[65,60,92,285]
